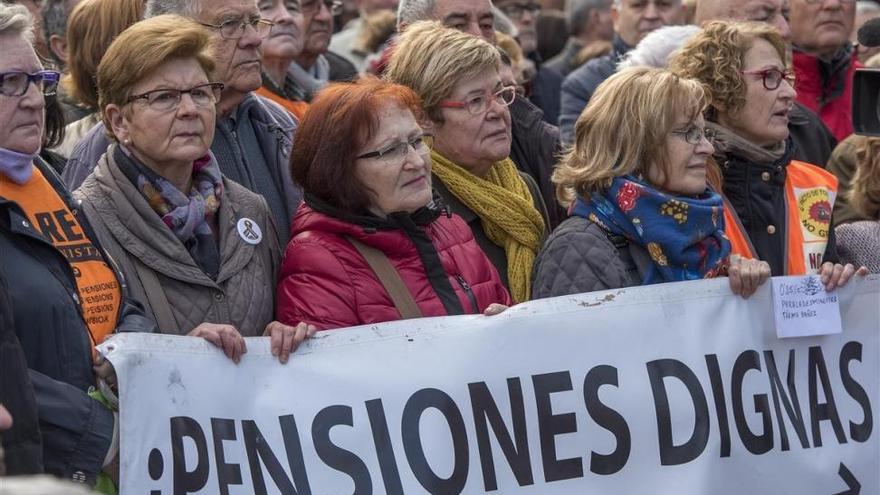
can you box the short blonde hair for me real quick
[553,67,707,206]
[384,21,500,122]
[669,21,787,117]
[853,138,880,219]
[97,15,215,139]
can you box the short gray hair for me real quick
[617,24,699,70]
[0,2,34,43]
[145,0,201,19]
[567,0,611,36]
[396,0,436,29]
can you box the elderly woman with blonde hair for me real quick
[533,67,771,298]
[74,15,314,364]
[385,21,549,303]
[670,21,866,289]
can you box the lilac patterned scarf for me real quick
[115,145,223,278]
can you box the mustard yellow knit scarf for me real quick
[431,151,545,302]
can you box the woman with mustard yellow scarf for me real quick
[386,21,549,303]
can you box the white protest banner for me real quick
[100,276,880,494]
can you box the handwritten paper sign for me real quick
[771,275,843,338]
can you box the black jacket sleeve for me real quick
[28,369,114,485]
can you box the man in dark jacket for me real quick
[397,0,565,227]
[789,0,858,141]
[559,0,685,143]
[695,0,838,167]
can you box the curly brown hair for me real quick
[668,21,787,118]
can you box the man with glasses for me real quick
[789,0,858,141]
[63,0,302,243]
[695,0,839,168]
[290,0,357,99]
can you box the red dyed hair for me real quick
[291,77,426,214]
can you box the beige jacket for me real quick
[74,146,281,336]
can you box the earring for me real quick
[123,138,131,146]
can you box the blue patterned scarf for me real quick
[570,176,731,284]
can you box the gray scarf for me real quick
[706,121,786,164]
[288,55,330,100]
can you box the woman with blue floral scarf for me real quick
[532,67,771,299]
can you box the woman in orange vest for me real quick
[256,0,310,121]
[671,21,867,289]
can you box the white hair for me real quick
[397,0,437,30]
[617,24,700,70]
[0,2,34,43]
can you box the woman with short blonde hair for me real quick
[553,67,708,205]
[534,67,770,298]
[385,21,548,303]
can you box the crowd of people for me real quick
[0,0,878,490]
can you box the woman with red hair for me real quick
[276,78,511,329]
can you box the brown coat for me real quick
[74,147,281,336]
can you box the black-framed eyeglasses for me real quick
[200,16,274,40]
[126,82,225,112]
[499,2,541,19]
[439,86,517,115]
[356,134,434,165]
[301,0,343,16]
[740,68,796,91]
[671,125,715,145]
[0,70,60,97]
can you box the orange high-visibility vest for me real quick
[724,160,838,275]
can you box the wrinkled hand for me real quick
[727,254,771,299]
[264,321,316,364]
[819,262,868,291]
[93,353,118,392]
[483,303,509,316]
[189,323,246,363]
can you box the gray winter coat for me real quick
[532,216,651,298]
[74,147,281,336]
